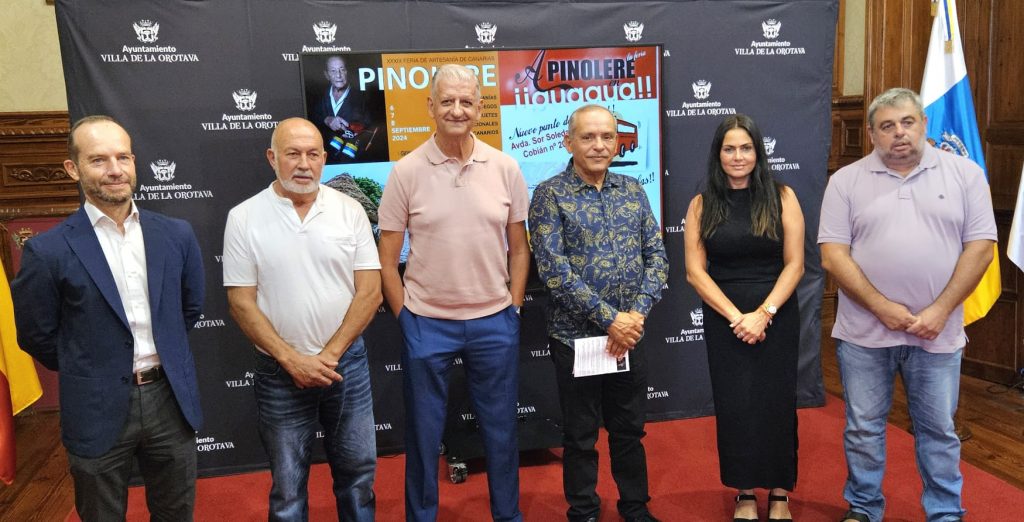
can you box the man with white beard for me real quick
[223,117,382,521]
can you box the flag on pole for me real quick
[921,0,1000,325]
[1,261,43,484]
[1007,162,1024,271]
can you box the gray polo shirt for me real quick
[818,145,997,353]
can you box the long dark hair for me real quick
[698,114,782,241]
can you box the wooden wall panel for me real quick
[988,0,1024,124]
[0,111,75,278]
[863,0,932,113]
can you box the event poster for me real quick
[301,46,663,223]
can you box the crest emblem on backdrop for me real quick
[762,19,782,39]
[133,20,160,43]
[232,89,257,112]
[313,21,337,44]
[763,137,777,156]
[623,21,644,42]
[150,159,176,182]
[475,23,497,44]
[690,308,704,327]
[692,80,711,100]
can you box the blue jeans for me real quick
[253,338,376,522]
[399,306,522,522]
[836,340,965,522]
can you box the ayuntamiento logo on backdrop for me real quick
[665,307,705,344]
[475,22,497,44]
[100,19,200,63]
[763,136,801,173]
[623,21,644,42]
[196,435,236,453]
[665,79,737,119]
[225,371,253,389]
[735,18,808,57]
[134,159,215,201]
[198,88,278,133]
[665,217,684,235]
[282,20,352,62]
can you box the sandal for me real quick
[768,494,793,522]
[734,493,758,522]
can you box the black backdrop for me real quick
[55,0,837,476]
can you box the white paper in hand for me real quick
[573,335,630,377]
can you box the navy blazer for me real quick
[12,207,205,458]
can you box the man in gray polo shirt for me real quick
[819,87,996,522]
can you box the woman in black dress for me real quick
[684,115,805,521]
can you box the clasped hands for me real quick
[606,311,645,359]
[282,352,343,389]
[876,300,949,341]
[730,311,769,345]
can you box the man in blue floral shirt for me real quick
[528,104,668,522]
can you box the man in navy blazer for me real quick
[11,116,205,521]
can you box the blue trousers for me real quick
[398,306,522,522]
[837,340,965,522]
[253,338,377,522]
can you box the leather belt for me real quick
[134,366,164,386]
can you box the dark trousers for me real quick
[67,376,196,522]
[550,338,650,521]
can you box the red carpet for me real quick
[69,395,1024,521]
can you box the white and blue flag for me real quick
[920,0,999,325]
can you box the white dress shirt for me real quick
[84,201,160,373]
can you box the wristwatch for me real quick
[762,302,778,317]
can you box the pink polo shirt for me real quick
[818,146,997,353]
[378,134,528,320]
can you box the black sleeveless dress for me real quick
[702,187,798,490]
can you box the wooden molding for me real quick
[6,164,71,183]
[0,111,70,139]
[0,111,79,222]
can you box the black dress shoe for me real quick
[626,513,660,522]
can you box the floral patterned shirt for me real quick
[528,163,668,346]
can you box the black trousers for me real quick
[67,377,197,522]
[550,338,650,521]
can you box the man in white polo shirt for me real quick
[819,88,996,522]
[223,117,382,521]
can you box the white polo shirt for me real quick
[223,183,380,356]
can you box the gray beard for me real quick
[280,178,319,195]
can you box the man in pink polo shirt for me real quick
[377,64,530,522]
[819,88,996,522]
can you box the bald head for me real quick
[271,117,323,153]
